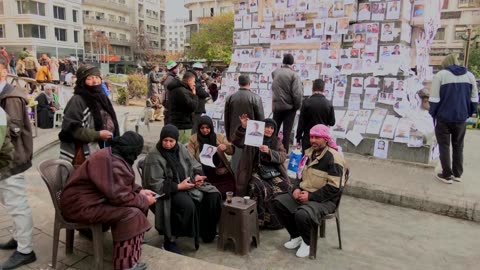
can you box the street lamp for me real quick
[461,25,479,67]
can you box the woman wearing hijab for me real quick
[35,86,60,128]
[232,114,290,229]
[61,131,156,270]
[142,125,221,254]
[58,65,119,168]
[187,115,235,199]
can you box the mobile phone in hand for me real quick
[154,193,165,199]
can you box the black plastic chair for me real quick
[309,168,350,259]
[37,159,104,269]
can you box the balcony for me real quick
[82,0,130,14]
[83,16,135,31]
[184,0,216,8]
[84,35,134,47]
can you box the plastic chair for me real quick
[135,108,150,134]
[309,168,350,259]
[37,159,104,270]
[53,109,64,128]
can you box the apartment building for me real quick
[136,0,166,55]
[0,0,84,59]
[430,0,480,65]
[184,0,234,49]
[166,19,186,54]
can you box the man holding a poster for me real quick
[271,54,304,152]
[429,54,478,183]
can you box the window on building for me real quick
[72,10,78,22]
[17,24,46,39]
[119,16,126,23]
[109,14,115,21]
[442,0,449,9]
[0,1,4,15]
[55,28,67,41]
[17,0,45,16]
[0,24,5,38]
[454,25,467,40]
[220,6,231,14]
[119,33,126,40]
[74,30,79,43]
[434,28,445,40]
[458,0,480,8]
[53,6,66,20]
[210,8,214,17]
[118,0,126,4]
[189,10,193,22]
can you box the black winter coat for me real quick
[167,79,199,129]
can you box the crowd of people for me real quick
[1,48,476,270]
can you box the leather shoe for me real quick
[1,250,37,270]
[0,238,17,250]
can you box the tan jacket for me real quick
[299,147,346,192]
[15,59,26,74]
[187,133,235,175]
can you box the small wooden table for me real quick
[217,197,260,255]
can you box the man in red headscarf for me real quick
[272,124,346,258]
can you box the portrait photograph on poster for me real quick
[200,144,217,167]
[245,120,265,147]
[373,139,389,159]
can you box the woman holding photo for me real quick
[187,116,236,200]
[232,114,290,229]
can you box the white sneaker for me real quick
[295,241,310,258]
[453,176,462,182]
[283,237,302,249]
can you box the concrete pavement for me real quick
[32,104,480,223]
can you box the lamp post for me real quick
[461,25,479,67]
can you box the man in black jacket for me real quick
[296,79,335,152]
[190,62,210,134]
[167,71,199,144]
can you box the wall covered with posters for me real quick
[205,0,442,164]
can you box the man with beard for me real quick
[162,61,180,124]
[272,124,346,258]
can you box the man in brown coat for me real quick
[0,61,36,269]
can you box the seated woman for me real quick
[187,115,235,199]
[60,131,156,270]
[35,60,52,83]
[143,124,222,254]
[35,87,60,129]
[232,114,290,229]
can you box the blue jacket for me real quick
[429,65,478,122]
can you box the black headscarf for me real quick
[74,65,120,142]
[111,131,144,165]
[197,116,217,151]
[156,125,186,196]
[263,118,278,148]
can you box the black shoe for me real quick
[163,240,182,254]
[132,262,148,270]
[0,251,37,270]
[78,229,93,240]
[0,239,17,250]
[435,173,453,184]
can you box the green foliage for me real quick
[127,73,148,98]
[468,46,480,78]
[105,75,128,84]
[189,12,234,64]
[116,87,127,105]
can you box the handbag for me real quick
[72,142,86,169]
[257,152,281,179]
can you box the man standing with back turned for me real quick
[296,79,335,152]
[0,60,37,269]
[429,54,478,184]
[271,53,303,153]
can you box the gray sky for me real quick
[166,1,187,20]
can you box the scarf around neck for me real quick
[156,142,186,197]
[74,83,120,140]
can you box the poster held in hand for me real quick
[245,120,265,147]
[200,144,217,168]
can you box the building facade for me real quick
[0,0,84,59]
[135,0,166,59]
[166,19,186,54]
[184,0,234,49]
[430,0,480,65]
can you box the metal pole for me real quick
[464,27,472,67]
[56,37,59,59]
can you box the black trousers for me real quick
[435,120,466,178]
[273,109,297,153]
[272,199,313,245]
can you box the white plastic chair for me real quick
[53,110,64,128]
